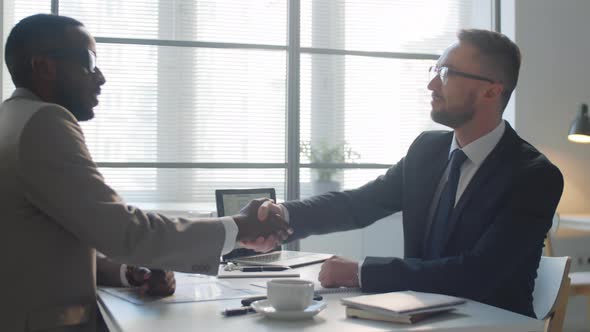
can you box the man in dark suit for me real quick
[244,29,564,318]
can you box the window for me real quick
[1,0,494,209]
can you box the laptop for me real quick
[216,188,332,267]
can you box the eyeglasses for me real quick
[43,48,97,73]
[428,66,495,85]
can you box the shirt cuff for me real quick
[279,204,290,223]
[120,264,131,287]
[221,216,238,255]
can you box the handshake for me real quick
[231,198,291,253]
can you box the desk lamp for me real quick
[568,104,590,143]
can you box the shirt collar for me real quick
[11,88,41,101]
[449,120,506,166]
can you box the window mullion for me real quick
[285,0,301,251]
[51,0,59,15]
[286,0,301,202]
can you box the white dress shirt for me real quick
[450,120,506,204]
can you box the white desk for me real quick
[130,202,217,217]
[98,264,544,332]
[560,214,590,232]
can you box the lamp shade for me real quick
[568,104,590,143]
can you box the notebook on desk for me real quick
[216,188,332,268]
[345,306,455,324]
[341,290,465,321]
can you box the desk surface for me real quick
[98,264,544,332]
[129,202,217,217]
[560,214,590,232]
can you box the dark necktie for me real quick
[427,149,468,258]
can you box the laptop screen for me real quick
[215,188,276,217]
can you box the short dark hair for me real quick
[457,29,521,111]
[5,14,84,88]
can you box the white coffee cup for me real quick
[267,279,314,311]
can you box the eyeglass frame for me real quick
[40,48,97,74]
[429,66,496,85]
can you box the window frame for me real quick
[2,0,500,206]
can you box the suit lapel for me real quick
[445,149,503,232]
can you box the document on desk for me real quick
[99,273,263,305]
[218,267,300,279]
[250,281,362,295]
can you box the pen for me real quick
[241,295,323,307]
[240,266,289,272]
[221,306,255,317]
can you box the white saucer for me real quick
[251,300,327,320]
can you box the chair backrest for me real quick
[533,256,571,332]
[544,213,560,257]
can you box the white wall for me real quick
[511,0,590,261]
[513,0,590,214]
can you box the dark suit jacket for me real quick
[283,121,564,317]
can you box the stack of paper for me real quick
[341,291,465,324]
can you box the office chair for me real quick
[532,256,571,332]
[545,213,590,325]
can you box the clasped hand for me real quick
[232,198,292,251]
[233,199,360,288]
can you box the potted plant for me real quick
[300,140,360,194]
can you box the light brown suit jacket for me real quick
[0,89,226,331]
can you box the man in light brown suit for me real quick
[0,14,290,332]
